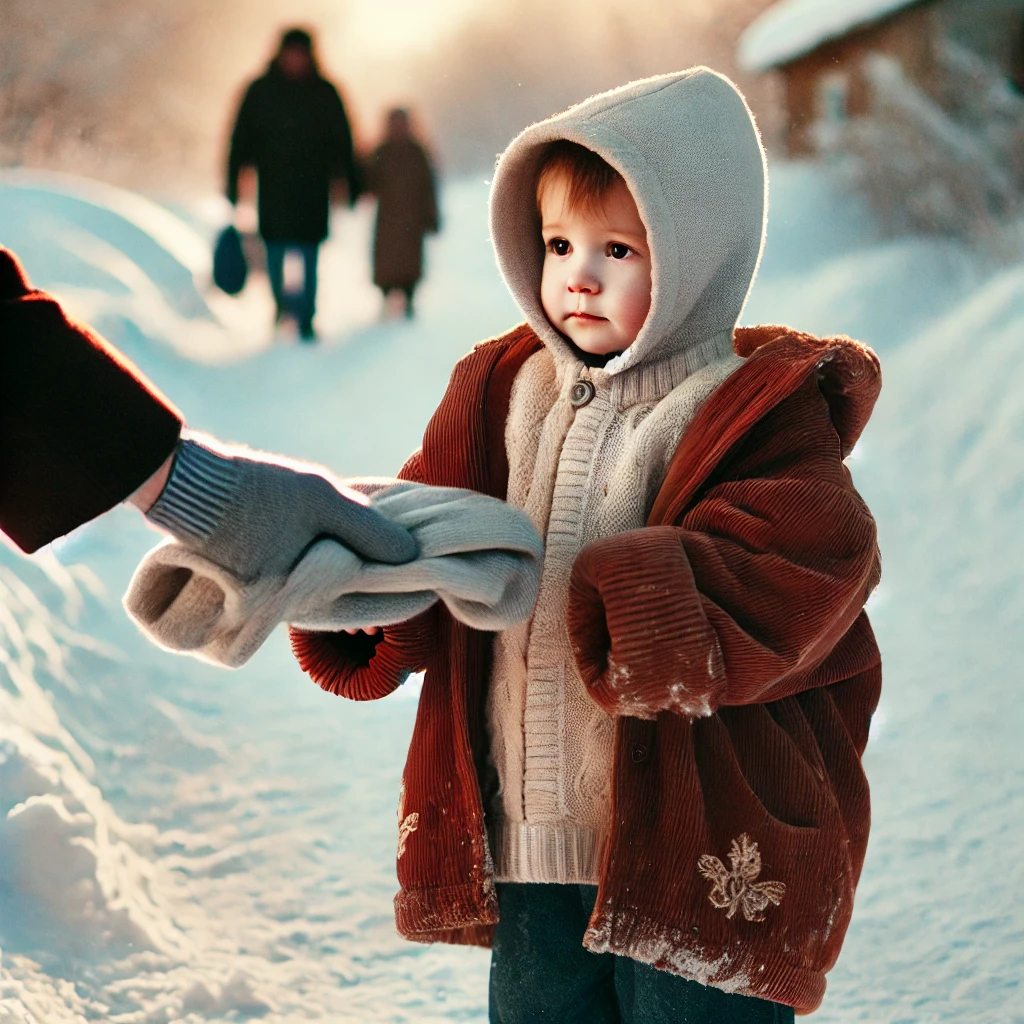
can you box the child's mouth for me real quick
[567,312,606,322]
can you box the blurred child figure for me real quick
[292,69,882,1023]
[367,108,439,318]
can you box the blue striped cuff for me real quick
[146,438,241,542]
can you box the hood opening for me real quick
[489,67,768,378]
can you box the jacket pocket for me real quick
[714,700,835,831]
[693,705,854,972]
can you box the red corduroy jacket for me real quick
[291,322,882,1014]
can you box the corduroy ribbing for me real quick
[146,437,240,541]
[583,901,829,1014]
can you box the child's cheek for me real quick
[539,260,563,326]
[621,272,652,341]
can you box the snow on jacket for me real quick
[484,68,767,886]
[290,319,882,1014]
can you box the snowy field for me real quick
[0,162,1021,1023]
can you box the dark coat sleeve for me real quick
[226,82,260,204]
[324,85,358,201]
[363,146,381,197]
[567,375,880,719]
[0,250,182,553]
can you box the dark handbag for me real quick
[212,225,248,295]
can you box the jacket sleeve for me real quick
[0,249,182,553]
[226,84,258,204]
[325,85,358,201]
[567,376,880,720]
[288,448,438,699]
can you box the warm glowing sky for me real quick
[341,0,480,56]
[237,0,483,129]
[275,0,482,68]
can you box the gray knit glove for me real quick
[145,435,418,580]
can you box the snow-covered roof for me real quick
[738,0,924,73]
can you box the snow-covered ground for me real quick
[0,162,1021,1023]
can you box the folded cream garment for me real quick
[124,481,544,668]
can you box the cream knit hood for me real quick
[489,67,767,374]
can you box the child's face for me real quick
[539,174,652,356]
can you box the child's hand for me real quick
[343,626,380,635]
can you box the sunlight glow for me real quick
[344,0,480,56]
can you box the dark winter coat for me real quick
[290,321,883,1014]
[0,248,182,553]
[227,65,357,244]
[367,138,439,289]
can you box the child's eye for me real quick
[547,238,570,256]
[609,243,632,260]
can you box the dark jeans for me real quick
[265,241,319,334]
[490,883,795,1024]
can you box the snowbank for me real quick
[0,171,272,365]
[0,553,188,1019]
[824,262,1024,1022]
[738,0,920,72]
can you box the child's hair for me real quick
[536,140,625,216]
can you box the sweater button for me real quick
[631,745,647,763]
[570,379,595,408]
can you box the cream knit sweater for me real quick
[485,67,768,883]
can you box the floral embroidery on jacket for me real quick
[397,781,419,860]
[698,833,786,922]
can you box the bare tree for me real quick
[0,0,199,180]
[832,47,1024,249]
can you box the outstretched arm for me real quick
[568,376,880,719]
[0,247,416,572]
[0,248,182,552]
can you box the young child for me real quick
[291,67,882,1022]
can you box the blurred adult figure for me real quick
[227,28,358,341]
[366,108,439,319]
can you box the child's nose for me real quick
[567,265,600,293]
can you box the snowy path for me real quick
[0,165,1021,1022]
